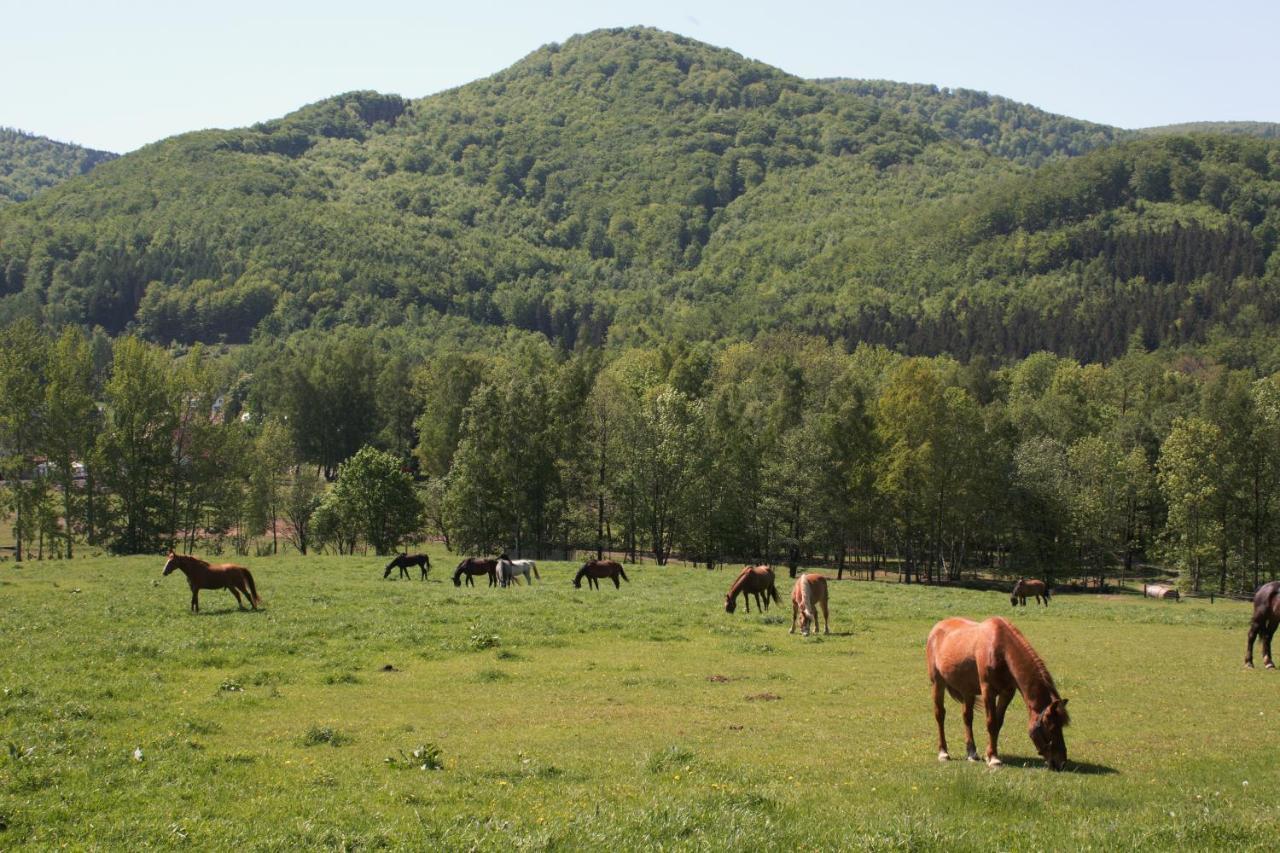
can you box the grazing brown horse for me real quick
[573,559,629,589]
[725,565,780,614]
[926,617,1070,770]
[453,557,498,587]
[1011,578,1050,607]
[384,552,431,580]
[162,551,261,613]
[789,573,829,636]
[1245,580,1280,668]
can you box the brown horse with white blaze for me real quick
[926,617,1070,770]
[789,573,829,636]
[1011,578,1050,606]
[725,565,780,614]
[573,560,629,589]
[162,551,261,613]
[1245,580,1280,668]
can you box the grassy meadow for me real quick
[1,549,1277,850]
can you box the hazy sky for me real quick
[5,0,1278,153]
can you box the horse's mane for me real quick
[1000,619,1059,699]
[799,575,813,615]
[727,566,754,597]
[173,553,210,569]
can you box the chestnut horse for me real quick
[384,552,431,580]
[573,559,629,589]
[1010,578,1050,607]
[926,617,1070,770]
[725,565,780,614]
[789,573,829,636]
[162,551,261,613]
[1245,580,1280,668]
[453,557,498,587]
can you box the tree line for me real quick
[5,322,1280,596]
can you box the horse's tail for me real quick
[531,562,540,579]
[618,565,629,583]
[767,577,781,604]
[242,568,262,605]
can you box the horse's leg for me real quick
[230,586,244,609]
[1246,617,1261,667]
[1263,622,1277,669]
[981,687,1003,766]
[932,679,950,761]
[789,598,798,634]
[982,687,1016,767]
[191,587,199,614]
[821,597,830,635]
[961,696,978,761]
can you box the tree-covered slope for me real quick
[693,134,1280,362]
[816,79,1123,166]
[0,128,116,204]
[0,27,1277,365]
[0,28,958,344]
[1140,121,1280,139]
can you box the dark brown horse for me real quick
[453,557,498,587]
[927,616,1070,770]
[1245,580,1280,668]
[725,565,780,614]
[574,559,629,589]
[162,551,262,613]
[1011,578,1050,607]
[384,552,431,580]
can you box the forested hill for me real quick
[0,27,1278,365]
[1140,121,1280,139]
[815,79,1123,165]
[0,128,117,204]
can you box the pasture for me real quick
[1,552,1276,850]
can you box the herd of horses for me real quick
[159,549,1280,772]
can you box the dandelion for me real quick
[132,747,144,762]
[673,774,680,781]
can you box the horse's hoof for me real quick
[1245,661,1254,669]
[1267,662,1276,670]
[965,752,979,762]
[937,751,950,762]
[987,757,1003,768]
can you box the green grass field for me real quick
[1,550,1276,850]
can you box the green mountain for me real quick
[1140,121,1280,139]
[0,27,1277,364]
[816,79,1123,166]
[0,128,116,204]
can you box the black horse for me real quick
[384,552,431,580]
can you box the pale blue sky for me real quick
[4,0,1277,153]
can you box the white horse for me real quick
[496,555,540,587]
